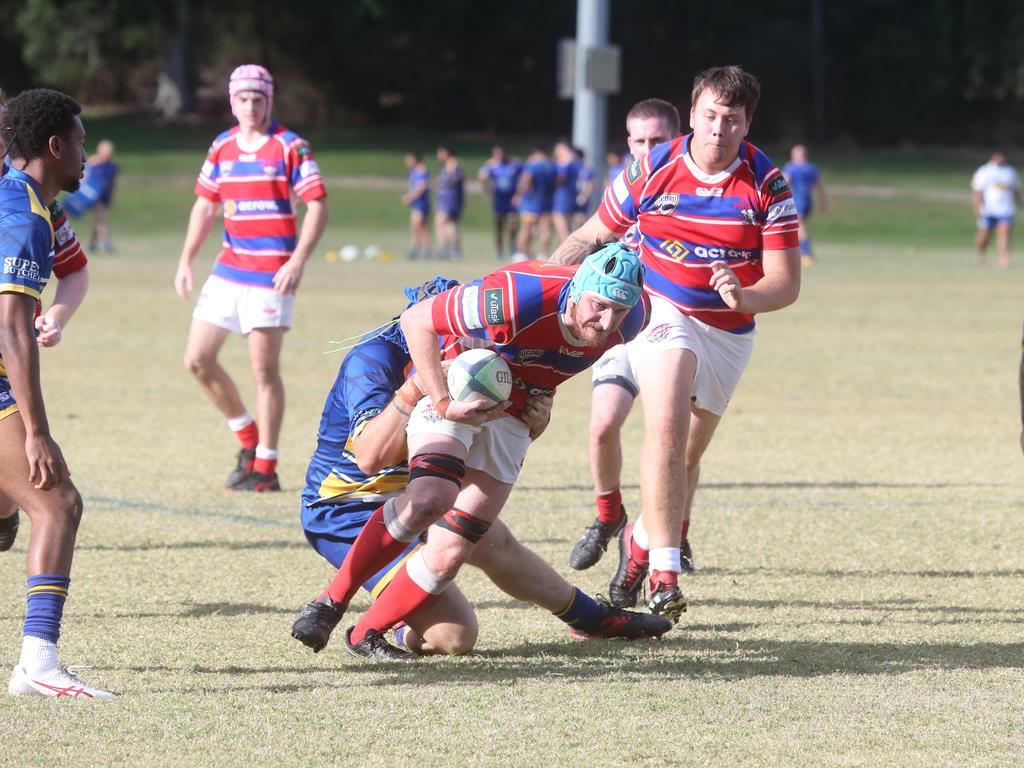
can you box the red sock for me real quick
[351,561,437,644]
[234,422,259,450]
[253,457,277,476]
[324,506,412,606]
[627,524,650,566]
[595,489,623,525]
[680,519,690,540]
[650,569,678,589]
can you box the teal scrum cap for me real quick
[568,242,645,308]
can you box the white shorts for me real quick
[591,344,639,397]
[406,399,532,485]
[624,295,755,416]
[193,274,294,335]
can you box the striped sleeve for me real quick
[289,139,327,202]
[598,159,644,235]
[194,141,222,201]
[0,212,52,299]
[429,279,495,342]
[49,202,88,278]
[759,167,800,251]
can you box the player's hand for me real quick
[273,258,304,294]
[35,314,63,348]
[174,262,193,300]
[442,397,511,426]
[522,393,554,440]
[709,260,743,310]
[25,433,69,491]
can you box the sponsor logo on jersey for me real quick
[646,323,673,343]
[691,245,755,261]
[2,257,40,281]
[510,376,555,396]
[518,348,544,365]
[559,345,584,358]
[238,153,256,162]
[461,285,482,329]
[54,222,72,246]
[234,199,286,214]
[484,288,505,326]
[296,144,312,159]
[613,174,630,205]
[662,240,690,261]
[626,160,642,183]
[740,208,759,225]
[767,175,790,196]
[218,161,234,175]
[655,193,679,215]
[766,199,797,222]
[696,187,724,197]
[263,164,279,176]
[299,160,320,179]
[223,200,238,216]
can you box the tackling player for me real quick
[1,89,114,698]
[291,244,654,660]
[553,67,801,617]
[293,277,670,657]
[174,65,329,492]
[566,98,681,573]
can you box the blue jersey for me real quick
[407,166,430,214]
[0,167,55,404]
[480,160,523,214]
[552,160,581,214]
[518,159,556,215]
[436,162,465,216]
[576,163,596,213]
[782,161,820,216]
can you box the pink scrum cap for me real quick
[229,64,274,123]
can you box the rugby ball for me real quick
[446,349,512,407]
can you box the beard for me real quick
[64,177,81,193]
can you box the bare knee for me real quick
[402,491,454,530]
[184,349,215,380]
[427,539,470,581]
[423,620,478,655]
[31,487,83,531]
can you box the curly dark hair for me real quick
[1,88,81,162]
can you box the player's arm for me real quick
[400,298,501,424]
[175,196,219,299]
[37,266,89,348]
[511,168,532,207]
[273,196,329,295]
[710,247,801,314]
[0,292,68,489]
[549,212,617,265]
[971,189,983,219]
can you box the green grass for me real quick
[1,145,1022,766]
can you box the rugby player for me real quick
[293,277,671,657]
[972,151,1022,269]
[512,146,556,261]
[551,139,581,243]
[567,98,681,573]
[552,67,801,616]
[477,146,522,260]
[0,90,90,555]
[174,65,329,492]
[434,146,464,261]
[782,144,827,265]
[291,244,654,660]
[401,151,431,260]
[1,89,113,698]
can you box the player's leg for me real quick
[242,326,286,490]
[183,317,241,417]
[0,413,113,698]
[976,219,992,265]
[0,489,18,552]
[568,355,635,570]
[538,213,552,257]
[95,203,111,252]
[996,219,1012,268]
[493,212,504,257]
[407,210,419,259]
[468,519,671,640]
[679,405,722,572]
[515,212,536,260]
[506,213,519,259]
[798,212,814,265]
[399,584,479,655]
[552,212,571,243]
[448,216,462,260]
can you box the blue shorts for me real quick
[979,214,1014,230]
[302,501,420,598]
[409,200,430,216]
[437,206,462,221]
[0,375,17,421]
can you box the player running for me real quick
[293,277,671,657]
[1,89,114,699]
[566,98,681,573]
[553,67,801,616]
[174,65,329,492]
[291,244,654,660]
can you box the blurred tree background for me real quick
[2,0,1024,146]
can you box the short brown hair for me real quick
[626,98,681,135]
[690,65,760,119]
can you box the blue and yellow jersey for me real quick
[1,167,56,382]
[301,333,412,543]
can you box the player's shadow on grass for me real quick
[75,540,307,553]
[701,566,1024,579]
[517,480,1007,492]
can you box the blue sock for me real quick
[552,587,604,632]
[24,574,70,643]
[800,238,813,256]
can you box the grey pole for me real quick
[572,0,611,203]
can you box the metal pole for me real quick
[572,0,610,199]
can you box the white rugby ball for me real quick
[339,244,360,262]
[446,349,512,407]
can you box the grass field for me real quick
[1,129,1022,767]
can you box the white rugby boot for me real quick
[9,664,116,700]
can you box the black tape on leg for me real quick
[408,452,466,488]
[436,509,491,544]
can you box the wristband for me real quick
[391,398,412,417]
[394,379,423,411]
[434,396,452,419]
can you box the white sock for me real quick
[650,547,681,573]
[632,515,650,550]
[406,550,451,595]
[254,445,278,460]
[20,635,57,673]
[227,412,254,432]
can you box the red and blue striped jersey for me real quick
[194,121,327,287]
[599,135,799,334]
[431,261,649,418]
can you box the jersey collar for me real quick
[682,134,744,183]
